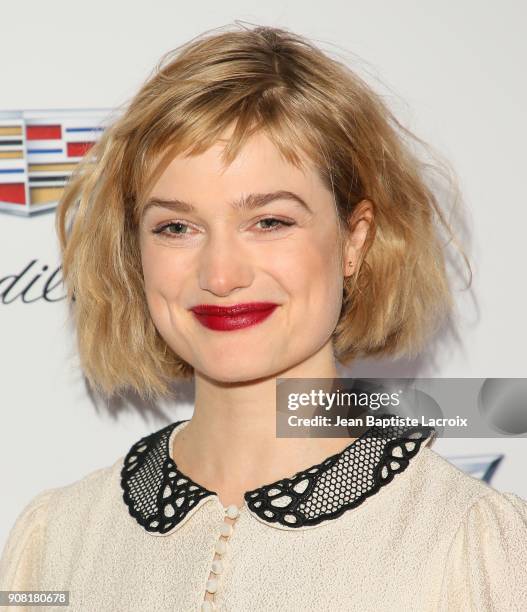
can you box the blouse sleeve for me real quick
[438,490,527,611]
[0,488,54,593]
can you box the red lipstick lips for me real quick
[190,302,279,331]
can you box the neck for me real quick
[170,342,357,508]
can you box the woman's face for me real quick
[139,129,350,382]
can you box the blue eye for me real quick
[256,217,295,231]
[152,217,296,240]
[154,222,189,236]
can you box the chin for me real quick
[197,359,283,384]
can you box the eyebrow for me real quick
[142,190,312,216]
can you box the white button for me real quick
[201,600,215,611]
[225,504,240,519]
[206,578,218,593]
[211,559,224,574]
[220,523,233,537]
[214,539,227,555]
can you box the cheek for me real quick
[291,233,340,292]
[140,244,185,314]
[305,253,343,323]
[140,250,192,353]
[275,236,343,323]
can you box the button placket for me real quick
[200,504,241,611]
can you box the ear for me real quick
[343,199,374,277]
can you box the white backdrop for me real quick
[1,0,526,548]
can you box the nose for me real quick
[198,230,254,297]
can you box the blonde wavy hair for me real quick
[55,23,471,401]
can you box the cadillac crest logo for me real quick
[0,108,112,216]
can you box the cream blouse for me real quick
[1,417,527,611]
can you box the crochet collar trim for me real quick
[120,415,436,534]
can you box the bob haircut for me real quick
[55,23,470,401]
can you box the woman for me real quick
[1,23,526,612]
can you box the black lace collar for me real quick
[120,415,435,534]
